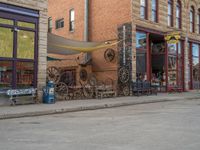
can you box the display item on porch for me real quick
[47,67,61,84]
[118,67,130,83]
[104,48,116,62]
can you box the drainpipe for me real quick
[84,0,89,42]
[83,0,91,64]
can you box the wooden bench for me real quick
[96,85,116,99]
[6,88,37,105]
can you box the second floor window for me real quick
[69,9,75,31]
[48,17,52,33]
[56,18,64,29]
[140,0,147,19]
[152,0,158,22]
[190,6,195,33]
[168,0,173,27]
[176,0,181,29]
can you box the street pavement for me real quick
[0,99,200,150]
[0,92,200,119]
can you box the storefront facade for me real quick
[0,1,47,105]
[132,0,200,92]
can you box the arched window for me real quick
[198,9,200,34]
[168,0,173,27]
[140,0,147,19]
[190,6,195,32]
[152,0,158,22]
[176,0,181,29]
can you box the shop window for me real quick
[168,42,183,88]
[0,27,13,58]
[191,44,200,89]
[17,30,35,59]
[48,17,52,33]
[136,32,147,49]
[56,18,64,29]
[69,9,75,31]
[176,0,181,29]
[0,61,12,90]
[136,32,147,80]
[190,6,195,33]
[0,18,13,25]
[152,0,158,22]
[140,0,147,19]
[16,62,34,88]
[168,0,173,27]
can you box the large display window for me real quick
[0,11,38,91]
[190,43,200,89]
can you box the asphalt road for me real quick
[0,99,200,150]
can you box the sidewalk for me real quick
[0,92,200,120]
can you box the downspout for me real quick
[84,0,89,42]
[84,0,91,64]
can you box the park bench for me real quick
[6,88,37,105]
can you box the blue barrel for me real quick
[43,81,55,104]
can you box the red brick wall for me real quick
[89,0,132,83]
[48,0,85,41]
[48,0,132,85]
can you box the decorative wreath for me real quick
[104,48,115,62]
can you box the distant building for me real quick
[0,0,48,105]
[48,0,200,94]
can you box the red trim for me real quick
[146,33,151,81]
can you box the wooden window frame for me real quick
[69,9,75,32]
[176,0,182,29]
[55,18,64,29]
[152,0,158,22]
[168,0,174,27]
[190,6,195,33]
[140,0,148,20]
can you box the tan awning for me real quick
[47,33,118,55]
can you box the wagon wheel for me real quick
[118,67,129,83]
[104,48,115,62]
[122,85,130,96]
[83,84,94,98]
[60,72,74,86]
[88,74,97,86]
[47,67,60,84]
[55,82,68,95]
[73,89,83,100]
[80,69,88,81]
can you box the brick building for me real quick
[0,0,48,105]
[48,0,200,93]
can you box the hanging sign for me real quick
[164,32,181,44]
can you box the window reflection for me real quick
[0,27,13,58]
[192,44,200,89]
[0,61,12,90]
[17,30,35,59]
[16,62,34,88]
[136,32,147,49]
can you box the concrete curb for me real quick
[0,97,188,120]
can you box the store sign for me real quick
[165,32,181,44]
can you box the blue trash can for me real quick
[43,81,55,104]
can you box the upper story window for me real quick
[168,0,173,27]
[190,6,195,33]
[56,18,64,29]
[152,0,158,22]
[176,0,181,29]
[69,9,75,31]
[140,0,147,19]
[48,17,52,33]
[198,9,200,34]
